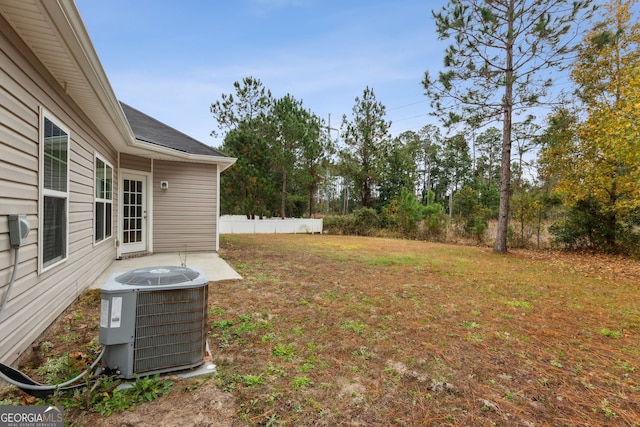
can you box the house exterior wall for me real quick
[152,160,218,253]
[120,153,151,172]
[0,17,117,364]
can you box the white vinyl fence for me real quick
[219,215,323,234]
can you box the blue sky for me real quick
[75,0,449,147]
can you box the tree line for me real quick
[212,0,639,256]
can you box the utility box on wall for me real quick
[8,215,30,247]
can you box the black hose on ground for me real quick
[0,346,105,397]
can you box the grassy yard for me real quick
[4,234,639,426]
[210,234,639,426]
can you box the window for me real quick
[95,155,113,243]
[41,115,69,269]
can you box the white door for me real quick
[121,174,147,254]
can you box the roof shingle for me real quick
[120,102,228,157]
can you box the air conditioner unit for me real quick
[99,266,209,379]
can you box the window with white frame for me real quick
[95,155,113,243]
[42,115,69,269]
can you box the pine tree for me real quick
[340,87,391,209]
[423,0,595,252]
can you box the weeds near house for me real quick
[340,319,367,334]
[292,376,312,390]
[505,300,532,308]
[208,306,227,316]
[1,369,174,419]
[461,320,480,329]
[79,375,174,417]
[272,343,296,360]
[240,374,265,387]
[598,328,623,338]
[36,354,81,383]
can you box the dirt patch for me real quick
[5,234,640,426]
[70,377,235,427]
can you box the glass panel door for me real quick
[121,174,146,253]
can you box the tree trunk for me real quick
[308,181,316,218]
[494,105,513,252]
[606,180,618,251]
[494,127,512,252]
[494,0,515,254]
[281,171,287,218]
[362,179,371,208]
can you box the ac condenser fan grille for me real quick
[133,286,208,375]
[116,266,200,286]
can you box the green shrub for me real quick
[549,197,640,255]
[452,186,491,242]
[383,189,447,240]
[396,188,430,236]
[326,194,447,240]
[468,215,488,243]
[352,208,381,236]
[420,201,448,240]
[324,215,355,235]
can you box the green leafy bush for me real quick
[549,197,640,255]
[326,191,446,240]
[352,208,381,235]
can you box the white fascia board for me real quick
[131,139,237,170]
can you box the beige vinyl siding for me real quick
[0,19,117,364]
[120,153,151,172]
[153,160,218,252]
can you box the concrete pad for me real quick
[90,252,242,289]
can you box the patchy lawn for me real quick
[3,234,640,426]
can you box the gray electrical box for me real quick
[8,215,30,247]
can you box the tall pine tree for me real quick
[340,87,391,209]
[423,0,595,252]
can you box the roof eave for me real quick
[44,0,137,150]
[129,140,237,170]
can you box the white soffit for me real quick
[0,0,134,149]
